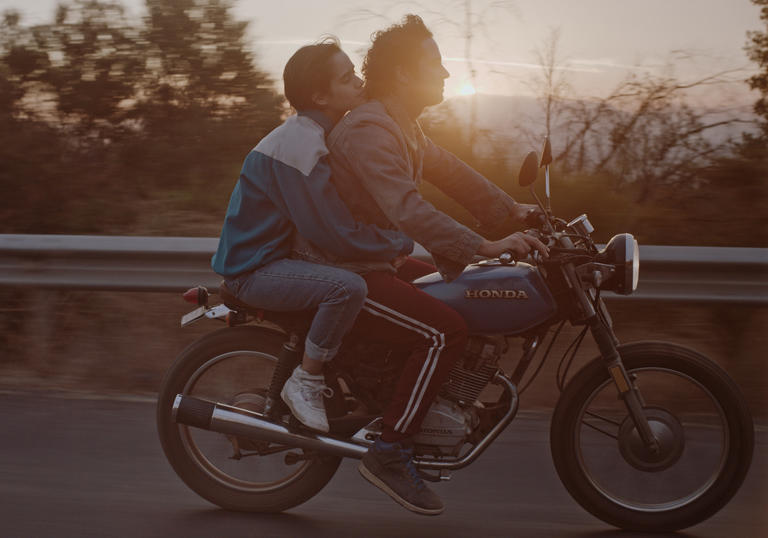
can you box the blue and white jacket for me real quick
[211,110,413,277]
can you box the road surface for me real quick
[0,392,765,537]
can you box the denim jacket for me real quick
[211,110,413,278]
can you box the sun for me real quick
[458,82,477,96]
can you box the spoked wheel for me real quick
[157,326,341,512]
[551,341,753,532]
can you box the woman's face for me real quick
[314,51,365,123]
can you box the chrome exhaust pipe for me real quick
[172,394,368,460]
[172,374,518,469]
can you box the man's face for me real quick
[409,37,450,109]
[314,51,365,122]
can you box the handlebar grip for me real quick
[524,209,547,227]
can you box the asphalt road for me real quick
[0,392,765,538]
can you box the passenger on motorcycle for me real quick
[211,39,413,434]
[292,15,549,515]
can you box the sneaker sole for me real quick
[280,386,329,433]
[358,461,444,516]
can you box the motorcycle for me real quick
[157,139,754,532]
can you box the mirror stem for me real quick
[529,184,556,234]
[544,164,551,213]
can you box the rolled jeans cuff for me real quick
[304,337,339,362]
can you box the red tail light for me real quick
[182,286,209,306]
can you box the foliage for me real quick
[557,72,744,203]
[0,0,764,247]
[746,0,768,135]
[0,0,283,234]
[419,93,766,247]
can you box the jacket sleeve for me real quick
[422,136,518,230]
[335,121,484,267]
[260,155,413,261]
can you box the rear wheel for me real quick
[157,326,341,512]
[551,341,754,532]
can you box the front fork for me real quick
[588,315,659,452]
[562,262,659,453]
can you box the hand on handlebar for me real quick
[478,231,549,260]
[509,203,546,227]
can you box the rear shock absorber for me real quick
[263,332,301,420]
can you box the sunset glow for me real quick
[457,82,477,96]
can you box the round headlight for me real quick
[597,233,640,295]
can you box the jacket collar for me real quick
[297,109,334,136]
[380,97,425,154]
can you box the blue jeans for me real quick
[226,259,367,362]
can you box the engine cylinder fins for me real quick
[442,363,499,403]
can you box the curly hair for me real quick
[283,36,342,110]
[362,14,433,99]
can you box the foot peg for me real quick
[418,469,452,482]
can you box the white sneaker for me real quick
[280,366,334,432]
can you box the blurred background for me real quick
[0,0,765,414]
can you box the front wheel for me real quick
[551,341,754,532]
[157,326,341,512]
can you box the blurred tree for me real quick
[556,71,743,203]
[0,0,284,234]
[35,1,145,134]
[746,0,768,136]
[135,0,284,200]
[528,28,570,141]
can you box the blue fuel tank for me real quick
[413,262,558,334]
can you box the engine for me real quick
[412,397,477,456]
[412,335,505,455]
[442,335,505,404]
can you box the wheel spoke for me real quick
[584,410,622,426]
[581,418,619,439]
[179,349,314,491]
[571,364,731,514]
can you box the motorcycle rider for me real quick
[292,15,548,515]
[211,39,413,434]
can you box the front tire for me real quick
[551,341,754,532]
[157,326,341,512]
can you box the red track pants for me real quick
[351,258,468,442]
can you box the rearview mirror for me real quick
[518,151,539,187]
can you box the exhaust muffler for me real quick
[172,394,368,459]
[173,373,518,470]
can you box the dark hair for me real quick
[283,36,341,110]
[362,14,433,99]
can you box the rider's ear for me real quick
[394,64,410,86]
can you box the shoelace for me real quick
[399,448,426,491]
[301,383,334,409]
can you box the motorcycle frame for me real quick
[172,230,660,468]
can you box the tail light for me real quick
[182,286,209,307]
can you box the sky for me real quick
[0,0,763,112]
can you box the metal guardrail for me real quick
[0,234,766,304]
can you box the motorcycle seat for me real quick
[219,281,315,331]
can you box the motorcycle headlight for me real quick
[596,234,639,295]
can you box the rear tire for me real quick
[157,326,341,512]
[551,341,753,532]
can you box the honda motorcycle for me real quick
[157,140,753,532]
